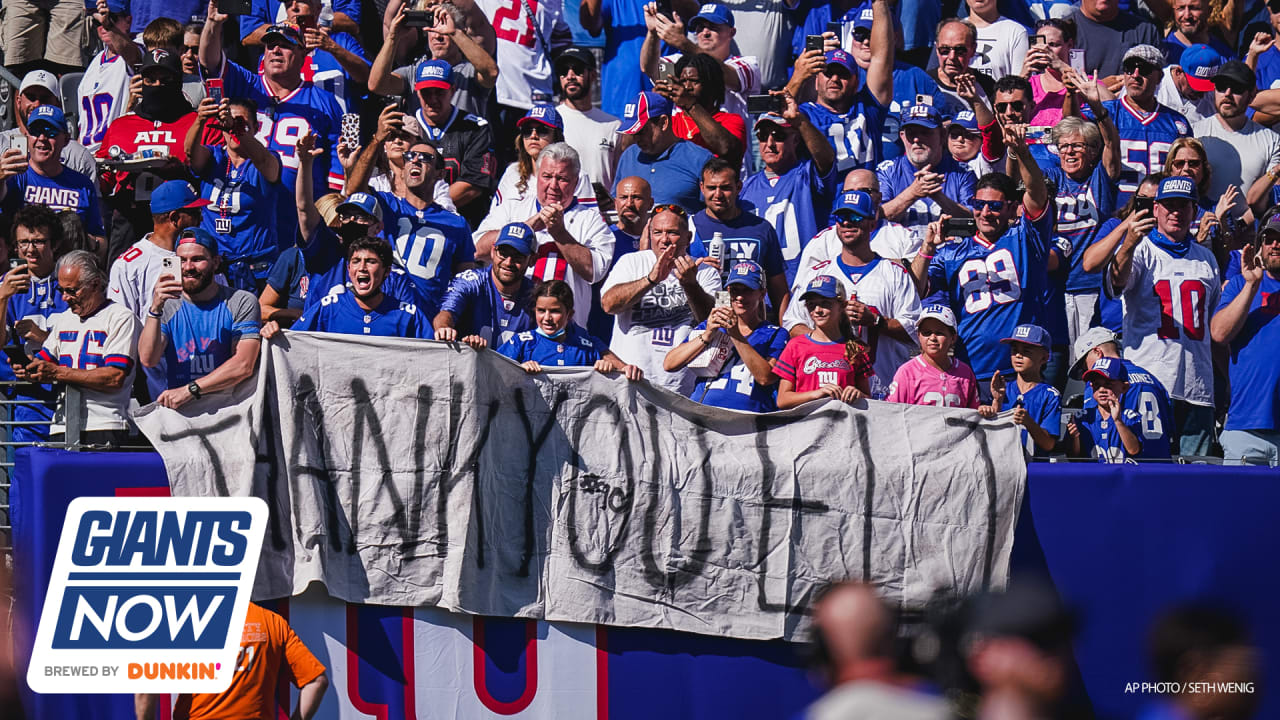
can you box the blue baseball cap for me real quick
[689,3,733,31]
[414,59,453,91]
[1001,324,1052,350]
[621,91,673,135]
[919,304,957,330]
[900,102,943,129]
[950,110,979,133]
[105,0,129,14]
[27,105,66,135]
[336,192,383,223]
[495,222,536,256]
[177,228,220,255]
[262,23,304,47]
[833,190,874,221]
[1179,44,1223,93]
[517,104,563,133]
[150,181,211,215]
[853,1,874,30]
[824,49,856,75]
[725,260,764,290]
[1083,356,1129,384]
[1156,175,1198,203]
[801,274,844,301]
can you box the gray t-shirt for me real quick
[395,59,490,118]
[0,128,97,179]
[713,0,797,90]
[158,285,261,383]
[1071,8,1159,78]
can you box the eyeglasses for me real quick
[520,123,556,138]
[402,150,439,166]
[61,283,86,298]
[1057,142,1089,153]
[755,128,788,142]
[1170,158,1203,169]
[337,211,373,224]
[1123,59,1158,76]
[852,28,870,43]
[834,214,867,227]
[936,45,969,57]
[967,198,1006,212]
[948,128,976,140]
[652,203,687,218]
[995,101,1025,114]
[17,238,49,248]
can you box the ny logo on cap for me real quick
[700,3,716,12]
[1015,326,1030,338]
[1094,357,1115,372]
[624,103,637,116]
[351,192,371,203]
[957,111,975,122]
[35,106,56,118]
[508,225,527,237]
[909,104,933,117]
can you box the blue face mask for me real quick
[536,325,567,340]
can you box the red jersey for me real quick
[671,109,747,163]
[173,603,326,720]
[774,334,875,392]
[96,112,218,203]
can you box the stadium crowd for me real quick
[0,0,1277,467]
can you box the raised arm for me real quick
[437,6,497,88]
[295,133,324,242]
[200,0,228,74]
[864,0,895,106]
[97,0,142,65]
[184,98,219,174]
[1065,68,1121,180]
[781,90,834,176]
[1211,245,1264,343]
[345,105,400,195]
[304,28,370,87]
[1003,123,1048,217]
[370,6,412,95]
[580,0,603,35]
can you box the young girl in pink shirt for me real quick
[774,275,874,409]
[886,304,994,417]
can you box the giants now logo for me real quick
[27,497,267,695]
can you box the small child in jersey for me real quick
[498,280,643,380]
[1067,357,1147,463]
[885,304,983,411]
[984,324,1061,457]
[774,275,874,408]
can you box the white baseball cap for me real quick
[19,70,59,99]
[918,304,957,330]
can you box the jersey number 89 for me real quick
[959,248,1022,313]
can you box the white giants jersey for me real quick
[78,50,136,152]
[107,236,177,322]
[477,0,564,109]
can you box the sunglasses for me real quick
[948,127,976,140]
[1213,80,1252,95]
[936,45,968,57]
[520,123,556,138]
[995,101,1025,114]
[402,150,439,166]
[967,198,1006,212]
[1259,231,1280,245]
[1123,60,1158,76]
[755,128,789,142]
[182,44,199,54]
[852,28,870,43]
[1170,158,1203,169]
[652,203,687,218]
[834,214,868,227]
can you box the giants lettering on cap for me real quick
[1166,178,1194,194]
[1194,65,1218,78]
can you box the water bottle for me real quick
[707,232,725,279]
[318,0,334,28]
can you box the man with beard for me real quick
[1212,213,1280,464]
[877,101,976,254]
[0,106,106,244]
[588,176,651,340]
[434,222,538,348]
[475,142,614,314]
[1161,0,1232,62]
[294,134,422,310]
[551,49,619,194]
[792,169,917,278]
[370,3,497,119]
[266,237,432,338]
[199,5,346,223]
[345,108,475,309]
[97,47,204,261]
[138,228,261,409]
[1193,61,1280,222]
[792,0,894,178]
[108,180,209,323]
[613,91,713,213]
[1087,44,1192,204]
[601,204,719,393]
[782,191,920,400]
[14,250,139,447]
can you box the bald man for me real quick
[589,176,655,339]
[804,583,949,720]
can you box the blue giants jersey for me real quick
[1082,358,1175,458]
[999,380,1062,458]
[1042,161,1118,293]
[926,207,1055,380]
[1091,97,1191,204]
[800,85,888,177]
[198,147,280,262]
[219,58,346,200]
[859,62,941,161]
[1077,404,1148,463]
[498,324,609,367]
[372,192,475,307]
[877,154,977,246]
[159,286,260,388]
[687,321,789,413]
[294,289,431,338]
[741,158,838,284]
[1218,273,1280,432]
[5,167,105,237]
[438,267,536,347]
[298,225,424,312]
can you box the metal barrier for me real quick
[0,380,71,560]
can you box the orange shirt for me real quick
[174,603,326,720]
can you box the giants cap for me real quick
[801,274,844,301]
[336,192,383,223]
[918,304,957,330]
[1083,356,1129,384]
[516,105,564,133]
[495,222,536,256]
[1179,44,1223,93]
[414,59,453,91]
[725,260,764,290]
[621,91,673,134]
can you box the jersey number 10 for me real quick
[1153,278,1206,341]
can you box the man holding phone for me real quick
[0,106,107,247]
[0,70,97,179]
[640,2,760,127]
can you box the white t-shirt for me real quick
[1106,237,1220,405]
[491,163,595,208]
[107,235,176,321]
[558,104,621,191]
[78,49,137,152]
[1192,115,1280,218]
[39,301,140,432]
[601,249,721,393]
[971,17,1030,82]
[798,221,919,270]
[476,0,564,108]
[475,195,614,313]
[1151,67,1215,124]
[782,246,921,398]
